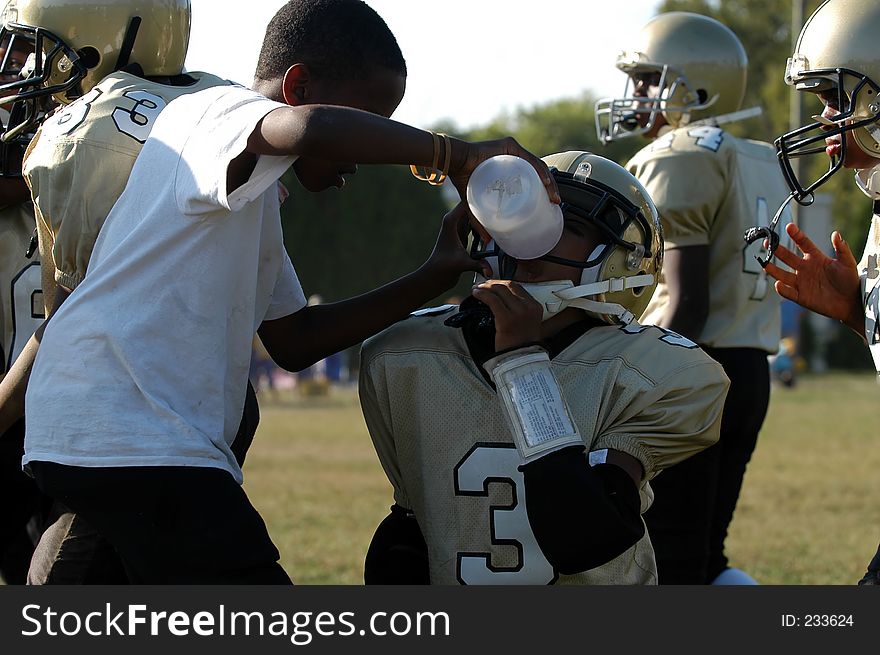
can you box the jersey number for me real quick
[686,126,724,152]
[41,88,166,143]
[453,443,557,585]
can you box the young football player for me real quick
[596,12,792,585]
[0,0,245,585]
[761,0,880,586]
[17,0,556,584]
[360,152,729,585]
[0,19,43,584]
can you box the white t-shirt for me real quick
[24,85,307,483]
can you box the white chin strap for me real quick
[517,274,654,325]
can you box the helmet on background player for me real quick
[595,12,748,144]
[0,3,34,176]
[471,151,663,326]
[0,0,191,141]
[776,0,880,204]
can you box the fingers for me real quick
[763,260,797,288]
[504,137,560,204]
[831,231,857,267]
[785,222,821,256]
[773,279,799,304]
[442,201,470,242]
[472,280,539,315]
[768,243,803,270]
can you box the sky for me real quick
[185,0,661,130]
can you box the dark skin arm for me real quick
[231,104,560,202]
[258,203,491,372]
[653,245,710,342]
[0,282,70,435]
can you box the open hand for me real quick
[471,279,543,352]
[763,223,863,332]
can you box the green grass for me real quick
[245,372,880,585]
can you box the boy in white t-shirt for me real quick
[21,0,558,584]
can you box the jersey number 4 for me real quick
[453,443,558,585]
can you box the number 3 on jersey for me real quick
[453,443,557,585]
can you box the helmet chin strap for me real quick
[477,274,655,325]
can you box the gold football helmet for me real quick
[596,12,748,144]
[0,0,190,140]
[472,152,663,325]
[777,0,880,203]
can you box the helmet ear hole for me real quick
[632,271,647,296]
[77,47,100,70]
[696,88,708,104]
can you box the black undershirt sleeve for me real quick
[520,445,644,575]
[364,504,430,585]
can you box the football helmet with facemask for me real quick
[471,151,663,326]
[0,0,190,142]
[0,2,34,176]
[776,0,880,205]
[595,12,748,144]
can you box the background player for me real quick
[361,152,729,584]
[0,13,42,584]
[761,0,880,586]
[597,12,792,585]
[0,0,248,583]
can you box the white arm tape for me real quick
[484,346,582,463]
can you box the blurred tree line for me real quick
[281,0,873,368]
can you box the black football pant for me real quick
[0,418,48,584]
[29,461,291,584]
[645,347,769,584]
[28,380,262,584]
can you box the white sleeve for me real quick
[263,249,307,321]
[173,87,296,215]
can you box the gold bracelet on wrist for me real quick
[410,131,450,186]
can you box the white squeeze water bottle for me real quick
[466,155,563,259]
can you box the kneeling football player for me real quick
[360,151,730,584]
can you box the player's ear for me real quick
[281,63,310,106]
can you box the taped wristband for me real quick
[484,346,582,463]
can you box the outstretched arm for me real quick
[258,204,491,372]
[763,223,863,336]
[247,105,560,202]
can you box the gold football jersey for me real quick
[23,71,230,292]
[0,202,43,375]
[630,126,791,352]
[360,309,729,585]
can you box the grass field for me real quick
[244,372,880,585]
